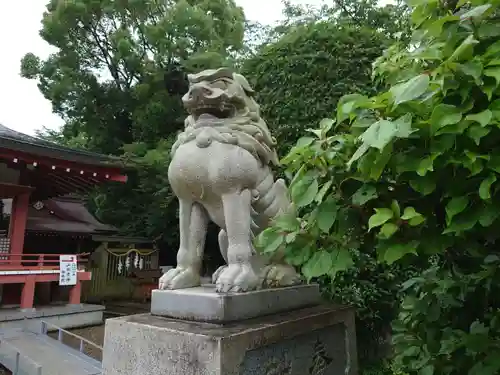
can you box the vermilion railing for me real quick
[0,253,89,270]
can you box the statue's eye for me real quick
[210,80,228,89]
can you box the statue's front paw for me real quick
[214,264,259,293]
[158,267,201,290]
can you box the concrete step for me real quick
[0,330,102,375]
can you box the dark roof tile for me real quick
[0,124,124,168]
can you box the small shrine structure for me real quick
[0,124,128,325]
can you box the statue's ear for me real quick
[233,73,255,95]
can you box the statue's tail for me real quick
[250,173,302,286]
[250,172,293,236]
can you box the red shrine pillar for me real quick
[9,191,33,309]
[20,275,35,310]
[69,280,82,305]
[9,192,30,266]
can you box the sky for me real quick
[0,0,325,136]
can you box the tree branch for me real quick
[333,0,364,27]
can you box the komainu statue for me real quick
[159,67,301,293]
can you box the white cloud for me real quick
[0,0,383,136]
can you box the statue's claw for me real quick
[214,264,259,293]
[159,267,201,290]
[212,265,227,284]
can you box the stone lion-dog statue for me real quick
[159,67,301,293]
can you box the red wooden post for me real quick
[20,275,36,310]
[9,192,30,266]
[68,281,82,305]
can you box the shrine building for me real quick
[0,124,129,328]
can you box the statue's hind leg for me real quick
[214,190,259,292]
[211,230,228,284]
[159,200,208,290]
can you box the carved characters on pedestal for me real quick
[309,339,333,375]
[264,357,292,375]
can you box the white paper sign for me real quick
[59,255,77,286]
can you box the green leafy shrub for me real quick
[242,22,390,154]
[321,249,420,363]
[254,116,423,365]
[362,360,409,375]
[256,0,500,373]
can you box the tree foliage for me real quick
[242,0,409,155]
[22,0,245,152]
[243,3,412,365]
[22,0,245,246]
[258,0,500,373]
[242,23,388,154]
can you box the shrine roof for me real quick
[3,195,117,235]
[0,124,124,168]
[0,125,128,198]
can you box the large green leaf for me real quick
[329,248,354,277]
[479,174,497,200]
[457,60,483,83]
[315,181,332,203]
[295,136,315,148]
[479,204,500,227]
[449,34,478,62]
[417,156,435,176]
[360,119,399,150]
[347,143,370,169]
[487,156,500,173]
[391,200,401,218]
[292,177,319,208]
[368,208,394,231]
[466,110,493,127]
[379,223,399,239]
[460,4,492,20]
[348,114,414,168]
[410,176,437,195]
[419,364,435,375]
[467,125,491,145]
[316,198,339,233]
[427,15,459,36]
[430,104,463,134]
[443,211,478,234]
[352,185,378,205]
[378,241,418,264]
[390,74,430,106]
[485,67,500,86]
[401,207,425,226]
[302,250,333,279]
[274,211,300,232]
[336,94,371,124]
[446,196,469,223]
[255,228,284,254]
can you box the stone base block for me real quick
[151,284,321,323]
[102,305,358,375]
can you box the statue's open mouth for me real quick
[192,102,235,119]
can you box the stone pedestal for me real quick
[102,301,358,375]
[150,284,322,323]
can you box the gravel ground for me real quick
[48,324,106,362]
